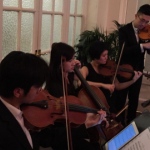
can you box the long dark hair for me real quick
[48,42,75,74]
[45,42,75,94]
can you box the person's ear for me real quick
[13,88,24,98]
[135,14,138,19]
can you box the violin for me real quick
[138,24,150,42]
[99,59,134,80]
[138,24,150,54]
[21,89,100,129]
[74,66,124,141]
[99,59,150,80]
[78,85,124,140]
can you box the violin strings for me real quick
[118,67,134,73]
[47,103,98,114]
[69,104,98,113]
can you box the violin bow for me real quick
[61,56,73,150]
[112,42,125,84]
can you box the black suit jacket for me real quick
[119,22,145,71]
[0,99,101,150]
[0,100,38,150]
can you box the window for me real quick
[1,0,84,63]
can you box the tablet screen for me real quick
[120,127,150,150]
[103,121,139,150]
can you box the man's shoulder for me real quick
[119,22,132,31]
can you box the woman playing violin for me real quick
[45,42,107,150]
[80,41,142,116]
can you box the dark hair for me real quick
[0,51,48,98]
[89,41,108,60]
[137,4,150,15]
[48,42,75,75]
[45,42,75,92]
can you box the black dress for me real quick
[85,63,115,111]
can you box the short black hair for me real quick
[0,51,49,98]
[137,4,150,16]
[89,41,108,60]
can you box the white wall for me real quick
[86,0,150,32]
[85,0,150,74]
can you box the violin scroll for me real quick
[138,24,150,42]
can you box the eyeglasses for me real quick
[137,15,150,24]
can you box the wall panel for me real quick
[86,0,150,78]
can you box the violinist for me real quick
[117,4,150,126]
[45,42,107,150]
[0,51,50,150]
[0,50,106,150]
[80,41,142,120]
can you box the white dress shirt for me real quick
[132,22,144,53]
[0,98,33,148]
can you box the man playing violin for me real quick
[0,51,107,150]
[117,4,150,126]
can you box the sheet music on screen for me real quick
[103,121,139,150]
[120,127,150,150]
